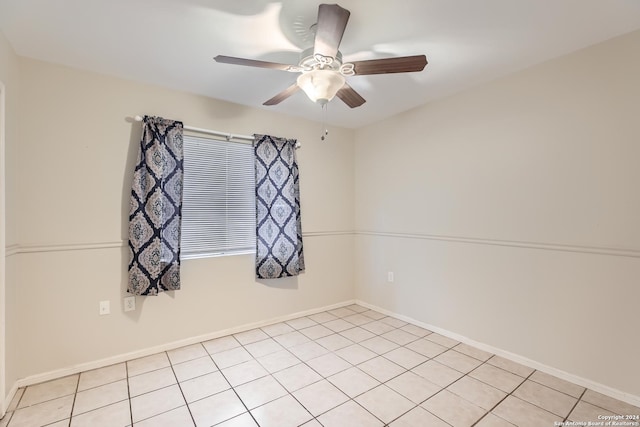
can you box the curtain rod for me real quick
[134,115,254,143]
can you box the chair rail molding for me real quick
[356,230,640,259]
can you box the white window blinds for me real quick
[181,135,256,259]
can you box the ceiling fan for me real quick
[214,3,428,109]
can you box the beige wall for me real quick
[354,30,640,398]
[6,58,355,386]
[0,30,21,407]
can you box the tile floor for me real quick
[1,304,638,427]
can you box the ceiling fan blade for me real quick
[214,55,297,72]
[352,55,428,75]
[263,83,300,106]
[313,4,350,60]
[336,83,366,108]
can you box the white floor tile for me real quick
[453,343,494,362]
[234,375,288,409]
[487,356,534,378]
[343,314,374,326]
[9,395,74,427]
[327,367,381,398]
[358,356,406,382]
[179,371,230,403]
[339,327,376,343]
[528,370,585,398]
[447,375,507,410]
[251,394,313,427]
[422,389,486,427]
[361,310,386,320]
[216,412,259,427]
[256,349,301,373]
[355,385,415,424]
[325,318,356,333]
[299,324,334,340]
[292,379,349,416]
[318,400,384,427]
[335,344,377,365]
[468,364,525,393]
[130,384,185,423]
[202,336,241,355]
[492,395,562,427]
[361,321,396,335]
[512,380,577,417]
[222,360,269,387]
[328,307,357,318]
[273,330,311,348]
[424,333,460,348]
[19,375,78,408]
[261,322,295,337]
[188,389,246,426]
[405,338,448,358]
[78,363,126,391]
[386,371,442,404]
[433,349,483,373]
[381,329,421,346]
[167,343,208,365]
[307,311,339,324]
[127,353,170,377]
[383,347,428,370]
[307,352,352,377]
[380,316,408,328]
[243,338,284,359]
[285,317,318,330]
[211,346,254,369]
[411,360,464,388]
[70,400,131,427]
[360,336,399,354]
[72,379,128,415]
[390,406,450,427]
[272,363,322,392]
[172,356,218,382]
[133,405,194,427]
[128,366,176,397]
[316,333,354,351]
[234,328,270,345]
[475,413,517,427]
[399,324,432,338]
[581,389,640,415]
[288,341,329,361]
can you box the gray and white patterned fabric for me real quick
[128,116,184,295]
[254,134,305,279]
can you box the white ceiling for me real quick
[1,0,640,129]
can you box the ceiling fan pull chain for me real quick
[320,102,329,141]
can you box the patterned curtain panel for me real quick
[128,116,184,295]
[254,134,305,279]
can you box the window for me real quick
[180,135,256,259]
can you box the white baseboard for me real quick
[6,299,356,404]
[2,382,18,417]
[355,299,640,408]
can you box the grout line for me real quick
[67,375,80,426]
[125,362,133,427]
[564,388,587,423]
[167,350,198,427]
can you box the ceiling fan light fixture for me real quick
[296,69,345,104]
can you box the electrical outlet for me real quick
[124,296,136,312]
[387,271,395,283]
[99,300,110,315]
